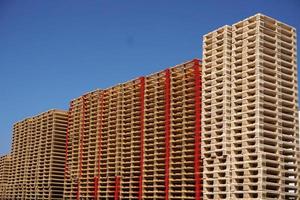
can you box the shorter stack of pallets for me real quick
[0,155,10,198]
[5,110,68,200]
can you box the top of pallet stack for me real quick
[70,88,102,102]
[14,109,67,124]
[204,13,296,39]
[69,59,201,100]
[146,59,200,77]
[203,25,231,39]
[232,13,295,30]
[0,154,10,161]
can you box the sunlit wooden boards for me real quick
[202,25,232,200]
[63,89,104,198]
[63,59,203,200]
[0,155,10,198]
[202,13,299,200]
[5,110,68,200]
[142,60,202,200]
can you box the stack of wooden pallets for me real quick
[202,13,300,199]
[5,110,68,200]
[0,155,10,199]
[63,59,203,200]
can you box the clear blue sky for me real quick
[0,0,299,155]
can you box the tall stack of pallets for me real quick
[202,13,300,199]
[202,25,232,200]
[64,59,202,200]
[119,78,143,199]
[0,155,10,198]
[5,110,68,200]
[63,89,123,199]
[142,60,202,200]
[6,118,32,199]
[230,14,299,199]
[63,90,102,198]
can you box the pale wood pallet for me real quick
[5,110,68,200]
[0,154,10,198]
[202,25,232,200]
[202,13,300,200]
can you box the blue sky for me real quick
[0,0,299,155]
